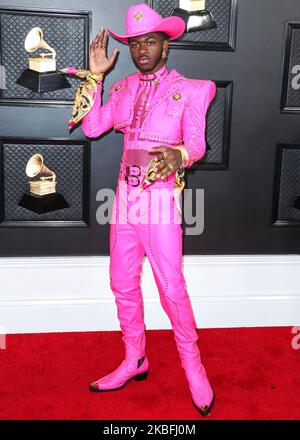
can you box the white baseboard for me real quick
[0,255,299,334]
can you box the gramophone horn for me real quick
[25,154,56,181]
[24,27,56,57]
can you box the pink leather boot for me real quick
[90,187,150,392]
[132,187,215,415]
[180,351,215,416]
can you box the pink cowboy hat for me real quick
[107,3,185,44]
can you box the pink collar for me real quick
[138,64,168,83]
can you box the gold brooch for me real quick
[173,93,181,101]
[115,85,122,91]
[134,11,143,21]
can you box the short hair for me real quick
[157,32,170,41]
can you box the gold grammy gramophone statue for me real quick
[18,153,69,214]
[293,196,300,210]
[26,153,57,195]
[171,0,217,32]
[25,27,57,73]
[17,27,71,93]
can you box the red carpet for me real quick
[0,327,299,420]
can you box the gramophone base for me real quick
[293,196,300,210]
[16,69,71,93]
[171,8,217,32]
[18,192,69,214]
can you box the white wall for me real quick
[0,255,299,334]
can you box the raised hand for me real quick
[89,26,119,75]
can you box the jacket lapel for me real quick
[142,69,184,126]
[149,69,182,108]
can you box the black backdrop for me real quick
[0,0,300,257]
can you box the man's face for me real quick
[128,32,169,74]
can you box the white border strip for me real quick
[0,255,299,333]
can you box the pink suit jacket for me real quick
[81,68,216,167]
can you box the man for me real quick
[72,3,216,416]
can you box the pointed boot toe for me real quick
[192,387,215,416]
[89,355,149,392]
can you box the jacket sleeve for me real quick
[181,80,216,168]
[81,79,115,138]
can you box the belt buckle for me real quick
[125,164,141,187]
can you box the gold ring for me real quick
[169,163,174,170]
[163,151,168,159]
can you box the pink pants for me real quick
[109,160,202,368]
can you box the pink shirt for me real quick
[121,64,174,168]
[125,64,169,150]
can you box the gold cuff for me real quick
[174,145,190,167]
[89,72,104,82]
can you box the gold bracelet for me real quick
[89,72,104,82]
[174,145,189,167]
